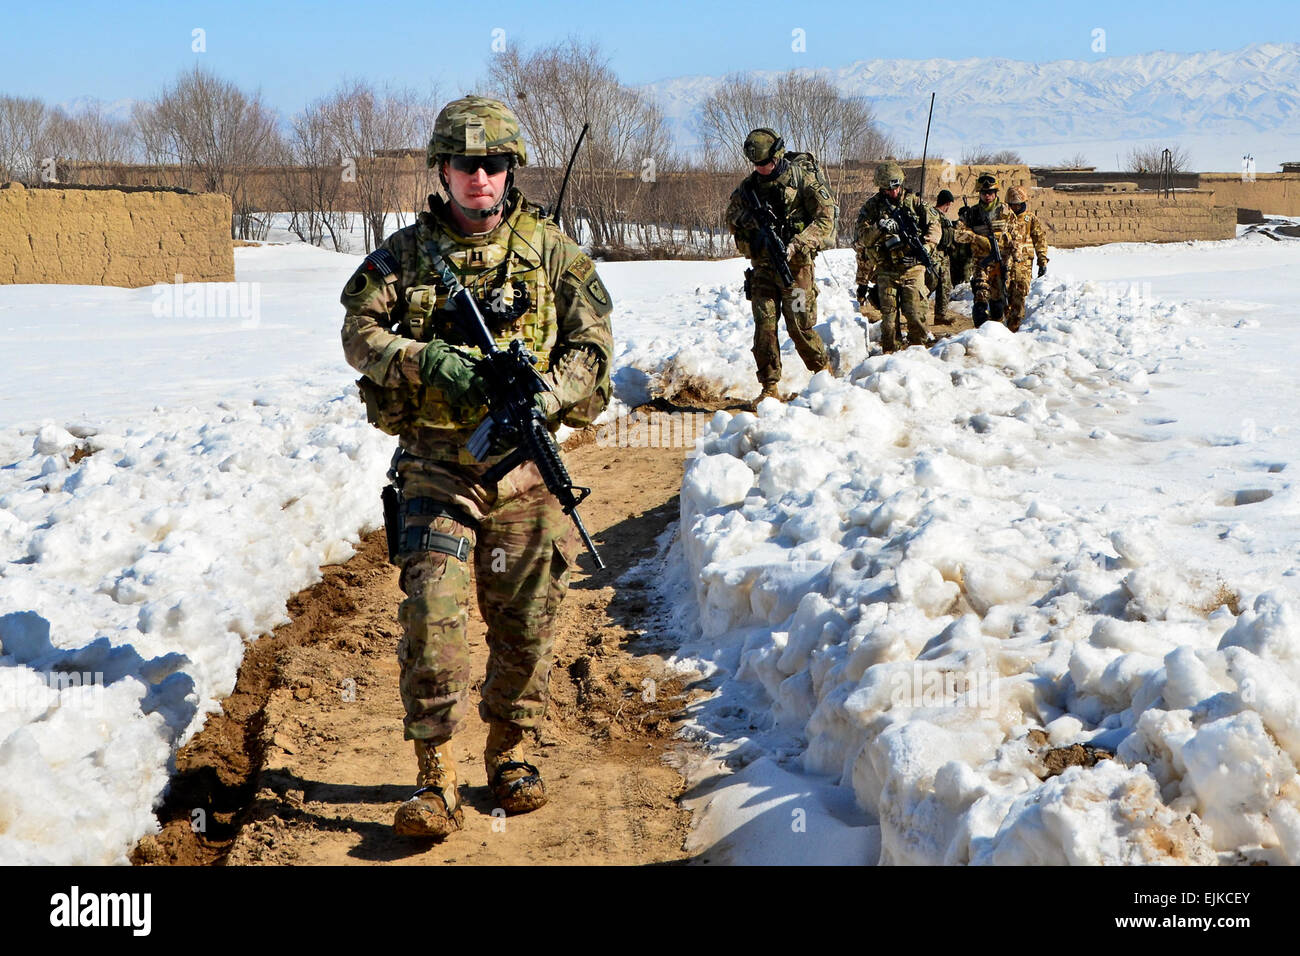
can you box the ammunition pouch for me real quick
[743,268,754,301]
[357,377,416,436]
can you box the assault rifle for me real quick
[423,242,605,570]
[883,198,939,282]
[738,181,795,289]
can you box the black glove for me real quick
[877,218,898,234]
[856,284,870,301]
[1037,261,1048,278]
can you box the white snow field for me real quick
[1,223,1298,865]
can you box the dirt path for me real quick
[133,437,701,866]
[129,307,981,868]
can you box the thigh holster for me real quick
[383,487,477,564]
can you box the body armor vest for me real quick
[364,200,558,436]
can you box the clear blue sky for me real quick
[2,0,1297,115]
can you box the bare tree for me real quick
[132,66,282,238]
[270,101,354,251]
[0,95,49,183]
[323,80,436,251]
[1125,143,1190,174]
[486,38,669,250]
[961,145,1025,164]
[41,102,136,181]
[693,70,896,242]
[1054,152,1091,169]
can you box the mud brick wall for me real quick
[906,163,1034,206]
[1196,173,1300,218]
[1032,189,1237,248]
[0,182,234,287]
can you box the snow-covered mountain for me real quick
[643,43,1300,172]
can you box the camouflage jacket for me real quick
[724,153,838,272]
[1008,208,1049,267]
[955,200,1018,265]
[853,189,943,274]
[340,187,614,463]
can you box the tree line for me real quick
[0,41,902,253]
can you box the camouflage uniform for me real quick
[1004,185,1049,332]
[340,104,614,750]
[724,129,836,394]
[926,207,957,326]
[955,174,1018,327]
[853,162,942,352]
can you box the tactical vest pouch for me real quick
[404,286,438,341]
[356,376,416,436]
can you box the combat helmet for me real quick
[743,128,786,166]
[428,95,527,166]
[428,95,526,220]
[1005,185,1028,204]
[976,172,999,192]
[874,161,905,188]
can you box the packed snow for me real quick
[2,217,1299,865]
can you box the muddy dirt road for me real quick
[133,437,703,866]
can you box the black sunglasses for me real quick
[448,154,513,175]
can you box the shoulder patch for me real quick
[568,253,596,284]
[586,275,610,306]
[581,273,612,315]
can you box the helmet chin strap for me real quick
[439,163,514,221]
[757,157,788,182]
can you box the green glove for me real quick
[418,341,486,407]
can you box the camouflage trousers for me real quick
[750,259,829,386]
[392,451,577,743]
[926,250,952,325]
[877,263,930,351]
[970,259,1009,327]
[1006,265,1032,332]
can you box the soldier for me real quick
[928,188,958,326]
[955,172,1017,327]
[724,128,836,404]
[1003,185,1049,331]
[340,96,614,840]
[853,161,942,352]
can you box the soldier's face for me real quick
[883,185,902,200]
[443,158,509,212]
[754,159,776,175]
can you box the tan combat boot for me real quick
[749,382,782,411]
[393,739,464,839]
[484,721,547,814]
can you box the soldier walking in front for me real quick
[340,96,614,840]
[724,128,836,404]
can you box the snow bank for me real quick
[667,270,1300,865]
